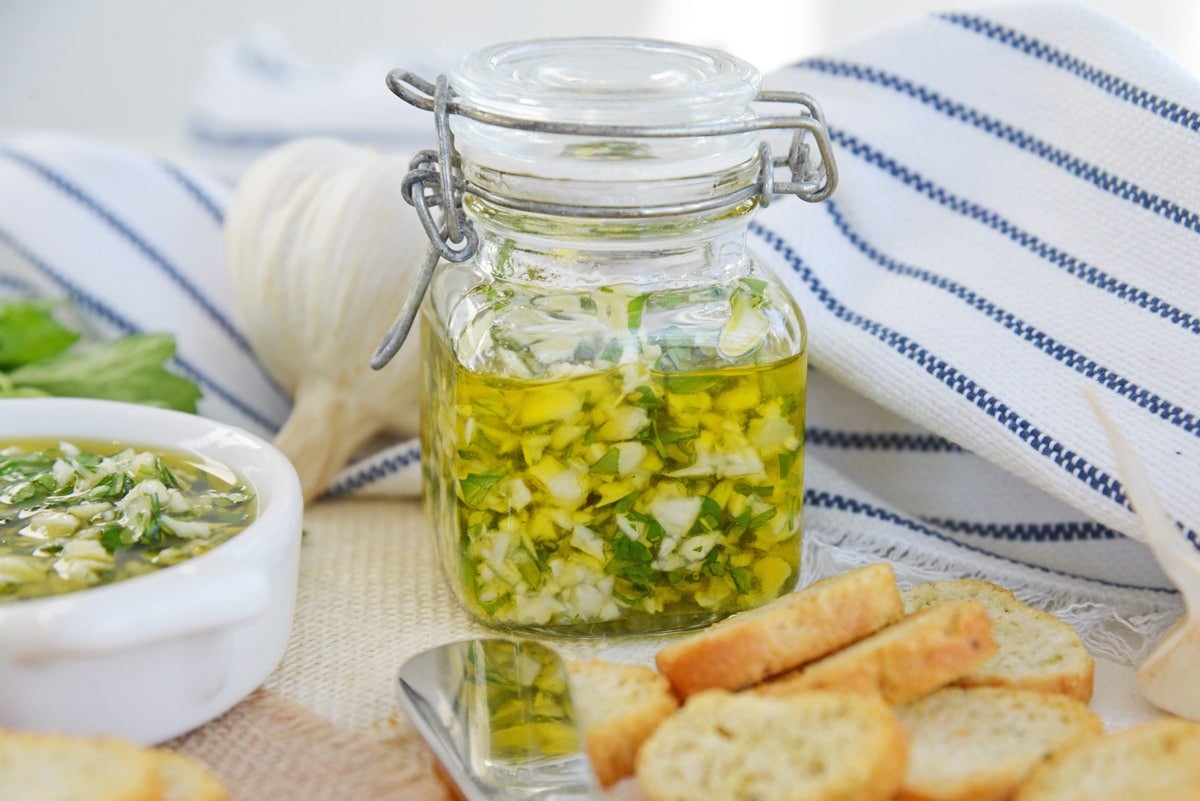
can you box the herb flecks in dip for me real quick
[0,440,256,602]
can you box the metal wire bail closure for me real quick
[371,62,838,370]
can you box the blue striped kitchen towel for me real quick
[752,2,1198,662]
[0,2,1194,663]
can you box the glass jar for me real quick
[385,38,835,636]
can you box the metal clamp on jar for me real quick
[374,38,837,636]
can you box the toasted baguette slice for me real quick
[1014,718,1200,801]
[565,660,679,788]
[895,687,1103,801]
[757,599,997,704]
[0,730,163,801]
[151,749,228,801]
[655,563,903,698]
[635,689,908,801]
[902,579,1095,701]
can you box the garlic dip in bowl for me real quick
[1,439,257,602]
[0,398,302,744]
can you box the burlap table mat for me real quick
[168,498,653,800]
[170,498,450,799]
[165,496,1161,799]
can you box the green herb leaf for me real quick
[629,385,661,409]
[8,482,44,505]
[7,333,202,412]
[598,339,623,363]
[645,518,666,543]
[609,561,658,586]
[734,483,774,497]
[0,301,80,369]
[739,277,768,298]
[749,508,778,528]
[100,524,132,554]
[473,430,501,457]
[779,451,797,478]
[0,385,49,399]
[460,467,508,506]
[703,557,727,577]
[731,566,754,594]
[613,491,640,514]
[658,427,699,445]
[612,536,653,563]
[665,374,725,394]
[611,586,651,606]
[626,293,651,333]
[590,448,620,475]
[695,496,722,532]
[86,472,130,501]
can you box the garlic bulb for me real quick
[1087,391,1200,721]
[225,138,428,500]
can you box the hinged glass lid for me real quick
[450,37,760,126]
[447,38,763,193]
[371,37,838,370]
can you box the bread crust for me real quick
[895,687,1102,801]
[635,689,909,801]
[1014,718,1200,801]
[655,563,904,698]
[0,730,163,801]
[150,748,229,801]
[902,579,1096,702]
[757,599,997,704]
[566,660,679,787]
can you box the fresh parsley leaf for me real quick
[626,293,651,333]
[613,491,640,514]
[598,339,623,363]
[612,536,653,563]
[0,301,80,369]
[460,467,508,506]
[590,448,620,475]
[658,427,699,445]
[731,566,754,594]
[100,524,131,554]
[695,496,722,532]
[6,333,202,412]
[739,277,768,297]
[749,508,778,528]
[473,430,501,457]
[665,374,725,394]
[629,385,660,409]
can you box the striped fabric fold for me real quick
[1,3,1193,662]
[748,3,1198,657]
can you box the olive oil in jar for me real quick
[422,306,806,635]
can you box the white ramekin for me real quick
[0,398,302,744]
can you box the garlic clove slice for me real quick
[1086,390,1200,721]
[1137,617,1200,720]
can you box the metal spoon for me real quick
[397,638,602,800]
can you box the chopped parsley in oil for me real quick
[0,440,256,602]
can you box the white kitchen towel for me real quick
[187,25,442,183]
[0,2,1194,663]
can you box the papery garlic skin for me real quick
[1138,618,1200,721]
[1087,390,1200,722]
[225,138,427,500]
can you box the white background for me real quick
[1,0,1198,154]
